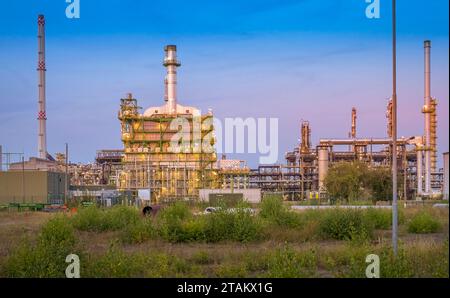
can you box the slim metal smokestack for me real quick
[423,40,432,194]
[163,45,180,114]
[351,107,357,139]
[300,121,311,154]
[37,14,47,159]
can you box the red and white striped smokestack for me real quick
[37,14,47,159]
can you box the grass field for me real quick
[0,198,448,278]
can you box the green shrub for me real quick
[181,218,206,242]
[214,263,248,278]
[83,243,147,277]
[158,202,191,222]
[266,245,317,278]
[4,216,78,277]
[203,208,262,242]
[190,251,213,265]
[260,195,303,228]
[155,202,262,243]
[84,243,203,277]
[319,209,374,241]
[407,211,441,234]
[156,203,191,242]
[71,205,140,232]
[364,208,391,230]
[120,218,157,244]
[260,195,285,220]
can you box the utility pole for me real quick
[65,143,69,204]
[391,0,398,256]
[22,156,25,203]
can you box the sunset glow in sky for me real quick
[0,0,448,167]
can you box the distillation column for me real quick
[423,41,432,194]
[37,14,47,159]
[163,45,181,114]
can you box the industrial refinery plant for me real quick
[0,14,448,207]
[0,0,449,283]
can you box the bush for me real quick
[203,207,262,242]
[156,202,196,242]
[158,202,191,222]
[83,243,147,277]
[407,211,441,234]
[154,202,262,243]
[4,216,77,277]
[266,245,317,278]
[83,243,202,277]
[324,161,368,203]
[319,209,374,241]
[71,205,140,232]
[260,195,303,228]
[364,208,392,230]
[120,218,157,244]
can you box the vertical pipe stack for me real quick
[318,146,329,192]
[386,98,393,138]
[163,45,181,114]
[417,144,423,195]
[37,15,47,159]
[300,121,311,154]
[351,107,357,139]
[423,41,432,194]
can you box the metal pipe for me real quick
[319,138,408,146]
[65,143,69,204]
[417,146,423,195]
[37,15,47,159]
[163,45,180,114]
[424,40,432,194]
[351,107,357,138]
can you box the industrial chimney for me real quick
[163,45,181,114]
[423,40,434,194]
[37,14,47,159]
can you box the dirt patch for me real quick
[0,211,55,258]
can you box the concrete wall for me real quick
[199,188,261,203]
[0,171,67,204]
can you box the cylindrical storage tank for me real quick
[417,148,423,196]
[318,146,329,192]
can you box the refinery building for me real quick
[0,15,448,206]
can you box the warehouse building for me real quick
[0,171,68,204]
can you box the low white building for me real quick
[199,189,261,204]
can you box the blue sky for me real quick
[0,0,448,167]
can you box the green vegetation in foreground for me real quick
[407,211,442,234]
[0,198,448,278]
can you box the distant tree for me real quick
[325,162,405,204]
[363,167,392,202]
[324,161,368,204]
[364,166,405,202]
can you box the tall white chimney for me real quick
[37,14,47,159]
[423,40,432,194]
[163,45,180,114]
